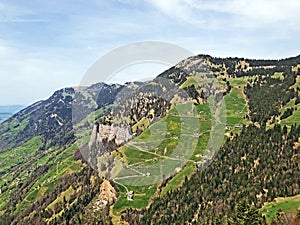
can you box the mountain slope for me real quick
[123,56,300,225]
[0,54,299,225]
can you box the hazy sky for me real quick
[0,0,300,105]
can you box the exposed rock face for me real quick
[93,180,117,210]
[98,124,132,146]
[0,82,134,152]
[0,55,214,153]
[89,123,132,153]
[0,55,218,154]
[100,179,117,203]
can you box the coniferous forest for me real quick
[122,59,300,225]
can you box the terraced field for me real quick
[106,73,255,217]
[0,141,82,217]
[111,94,227,215]
[224,87,248,128]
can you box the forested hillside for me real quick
[122,57,300,225]
[0,54,299,225]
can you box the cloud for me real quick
[0,1,47,23]
[0,18,49,23]
[147,0,205,25]
[147,0,300,29]
[219,0,300,21]
[0,38,87,105]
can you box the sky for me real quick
[0,0,300,105]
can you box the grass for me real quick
[224,88,248,127]
[74,105,106,128]
[118,106,182,167]
[261,194,300,223]
[278,98,300,128]
[74,107,105,146]
[132,117,151,133]
[2,74,253,219]
[280,109,300,127]
[0,189,10,211]
[0,117,29,140]
[75,128,93,147]
[180,73,209,89]
[265,97,300,130]
[110,99,216,216]
[14,144,82,216]
[195,103,212,133]
[47,186,75,210]
[280,99,297,113]
[114,101,204,181]
[180,76,199,88]
[0,136,42,174]
[113,184,157,214]
[190,133,210,161]
[271,72,284,80]
[228,77,248,87]
[160,162,195,196]
[291,75,300,90]
[122,145,158,165]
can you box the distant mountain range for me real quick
[0,105,24,123]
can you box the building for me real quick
[127,191,134,201]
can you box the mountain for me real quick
[0,54,299,225]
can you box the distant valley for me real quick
[0,105,24,123]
